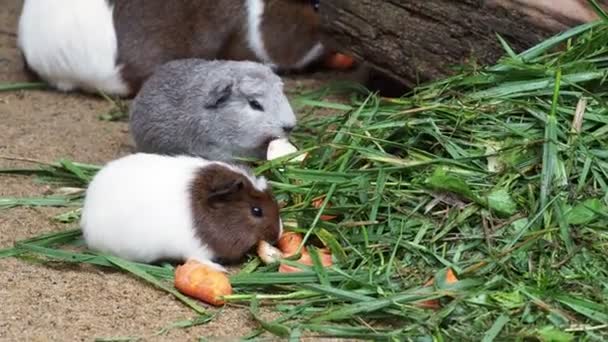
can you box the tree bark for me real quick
[319,0,606,89]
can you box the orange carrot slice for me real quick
[416,299,442,310]
[311,197,338,221]
[275,232,334,273]
[277,237,333,273]
[445,268,458,284]
[325,52,357,70]
[277,231,304,257]
[416,268,458,310]
[174,259,232,306]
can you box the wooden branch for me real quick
[319,0,606,88]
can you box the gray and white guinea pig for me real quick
[129,59,296,162]
[80,153,283,271]
[17,0,326,97]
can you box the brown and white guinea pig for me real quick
[17,0,327,97]
[80,153,283,271]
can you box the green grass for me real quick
[0,82,47,92]
[2,18,608,342]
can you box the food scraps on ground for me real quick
[275,232,333,273]
[417,268,459,310]
[278,247,333,273]
[256,232,334,272]
[312,197,337,221]
[174,259,232,306]
[277,231,303,257]
[324,52,357,70]
[176,232,334,305]
[257,240,283,264]
[266,138,306,162]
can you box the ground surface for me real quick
[0,1,353,340]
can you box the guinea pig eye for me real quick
[251,206,263,217]
[248,99,264,111]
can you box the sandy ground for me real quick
[0,1,356,340]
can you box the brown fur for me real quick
[113,0,243,95]
[261,0,322,67]
[112,0,324,96]
[189,164,281,264]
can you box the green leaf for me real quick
[536,326,574,342]
[315,228,347,263]
[0,82,48,91]
[425,167,479,202]
[565,198,602,225]
[487,188,518,216]
[249,297,291,337]
[555,294,608,324]
[481,314,510,342]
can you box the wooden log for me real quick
[319,0,606,89]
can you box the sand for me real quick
[0,1,354,340]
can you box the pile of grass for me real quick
[2,17,608,341]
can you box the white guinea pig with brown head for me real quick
[80,153,283,271]
[18,0,327,97]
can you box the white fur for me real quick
[245,0,276,69]
[222,163,268,192]
[18,0,129,95]
[293,42,325,70]
[80,153,269,271]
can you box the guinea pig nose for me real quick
[282,125,295,134]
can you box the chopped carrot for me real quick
[311,197,338,221]
[277,231,304,257]
[324,52,357,70]
[296,249,333,267]
[278,263,304,273]
[445,268,458,284]
[174,259,232,306]
[416,299,442,310]
[275,232,333,273]
[278,250,333,273]
[416,268,458,310]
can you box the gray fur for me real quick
[129,59,296,162]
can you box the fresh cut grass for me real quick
[1,15,608,342]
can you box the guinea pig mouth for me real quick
[262,136,280,149]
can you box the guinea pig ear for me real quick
[207,179,245,208]
[204,79,233,109]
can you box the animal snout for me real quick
[282,125,295,134]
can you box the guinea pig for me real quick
[129,59,297,162]
[17,0,326,97]
[80,153,283,271]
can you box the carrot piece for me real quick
[324,52,357,70]
[174,259,232,306]
[316,248,333,267]
[416,268,458,310]
[445,268,458,284]
[320,214,338,221]
[277,231,304,257]
[416,299,442,310]
[278,263,304,273]
[278,246,333,273]
[311,197,338,221]
[276,231,334,273]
